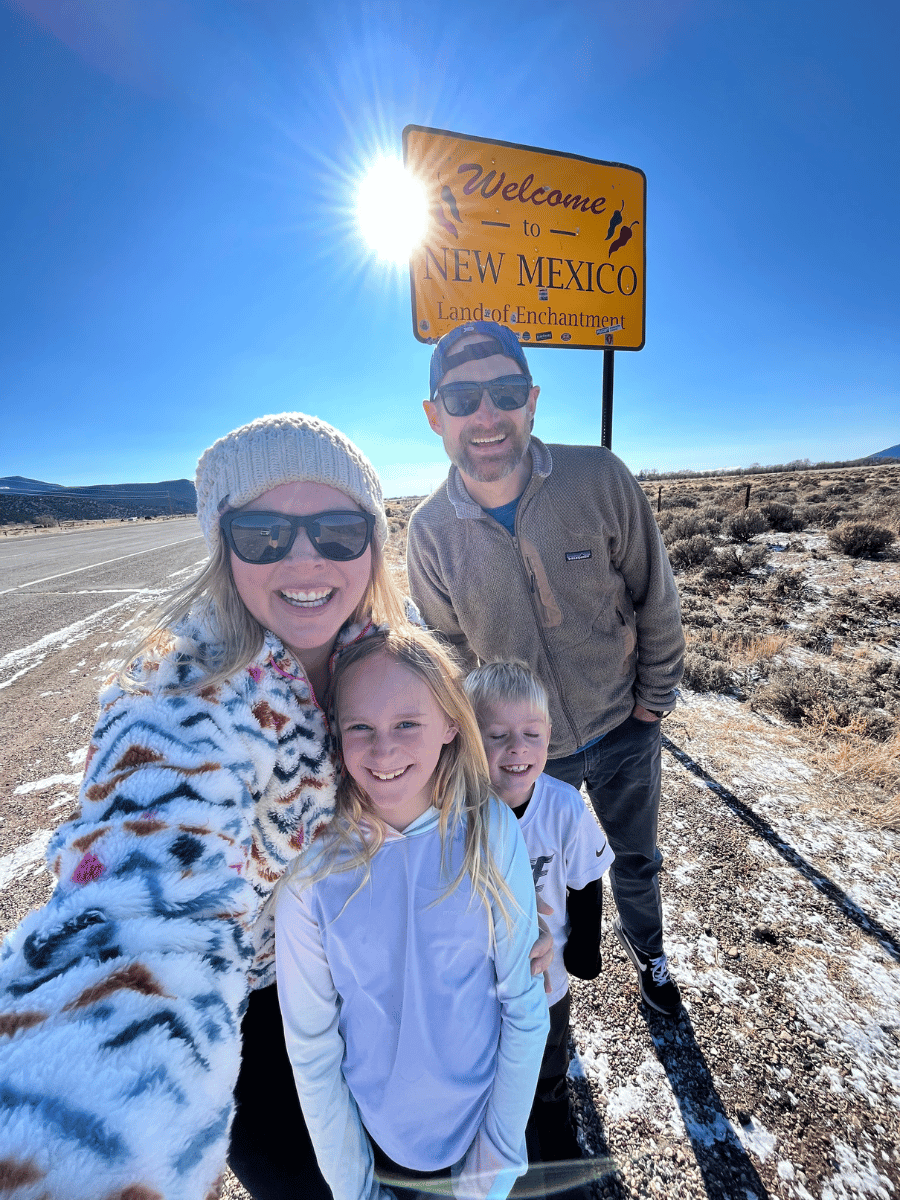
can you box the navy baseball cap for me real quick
[429,321,531,401]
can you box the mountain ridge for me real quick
[0,476,196,524]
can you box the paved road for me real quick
[0,517,206,935]
[0,517,206,662]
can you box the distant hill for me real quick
[0,477,196,525]
[0,476,66,494]
[868,443,900,461]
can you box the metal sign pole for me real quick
[601,349,614,449]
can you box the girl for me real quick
[276,628,550,1200]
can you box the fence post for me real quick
[744,484,751,509]
[657,487,662,513]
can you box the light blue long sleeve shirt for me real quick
[276,798,549,1200]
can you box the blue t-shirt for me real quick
[483,494,522,536]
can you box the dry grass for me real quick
[649,461,900,830]
[812,729,900,831]
[723,632,787,665]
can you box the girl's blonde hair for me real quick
[119,534,406,692]
[317,626,519,935]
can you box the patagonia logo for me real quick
[566,550,592,561]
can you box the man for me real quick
[406,320,685,1016]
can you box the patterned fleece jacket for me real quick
[0,610,367,1200]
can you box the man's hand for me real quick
[530,896,554,993]
[632,703,662,723]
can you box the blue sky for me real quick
[1,0,897,495]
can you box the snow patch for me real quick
[0,829,52,890]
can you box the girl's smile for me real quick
[337,653,458,831]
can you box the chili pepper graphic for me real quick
[432,204,457,239]
[608,220,639,256]
[605,200,624,241]
[441,186,461,223]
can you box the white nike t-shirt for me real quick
[516,773,614,1005]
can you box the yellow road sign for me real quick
[403,126,645,351]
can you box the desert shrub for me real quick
[32,514,55,527]
[868,660,900,709]
[828,521,896,559]
[661,493,699,510]
[796,616,836,654]
[682,649,733,694]
[726,509,768,542]
[700,504,728,524]
[799,502,843,529]
[764,568,807,599]
[760,501,802,532]
[701,544,769,579]
[752,666,896,740]
[662,513,705,543]
[667,534,714,571]
[679,596,721,628]
[663,510,725,543]
[871,591,900,615]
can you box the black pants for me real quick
[370,1136,453,1200]
[525,992,581,1164]
[228,983,332,1200]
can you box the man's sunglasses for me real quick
[220,510,375,565]
[434,375,532,417]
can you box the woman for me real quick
[0,413,406,1200]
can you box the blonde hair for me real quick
[464,659,550,723]
[118,535,406,693]
[315,627,519,936]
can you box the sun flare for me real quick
[357,158,428,264]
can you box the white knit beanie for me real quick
[195,412,388,555]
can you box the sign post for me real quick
[404,126,645,448]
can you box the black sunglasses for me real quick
[434,375,532,417]
[221,509,375,564]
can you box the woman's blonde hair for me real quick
[119,533,406,692]
[316,626,519,936]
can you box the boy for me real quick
[465,661,614,1165]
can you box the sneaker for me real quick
[613,919,682,1016]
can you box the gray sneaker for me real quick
[613,919,682,1016]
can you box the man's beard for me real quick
[451,424,531,483]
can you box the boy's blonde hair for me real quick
[464,659,551,723]
[318,627,518,933]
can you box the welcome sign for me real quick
[403,126,646,350]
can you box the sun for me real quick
[357,158,428,265]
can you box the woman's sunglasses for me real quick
[434,375,532,417]
[220,509,375,564]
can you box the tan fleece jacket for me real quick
[407,439,685,759]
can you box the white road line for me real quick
[0,534,204,596]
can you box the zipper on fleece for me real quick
[508,523,582,752]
